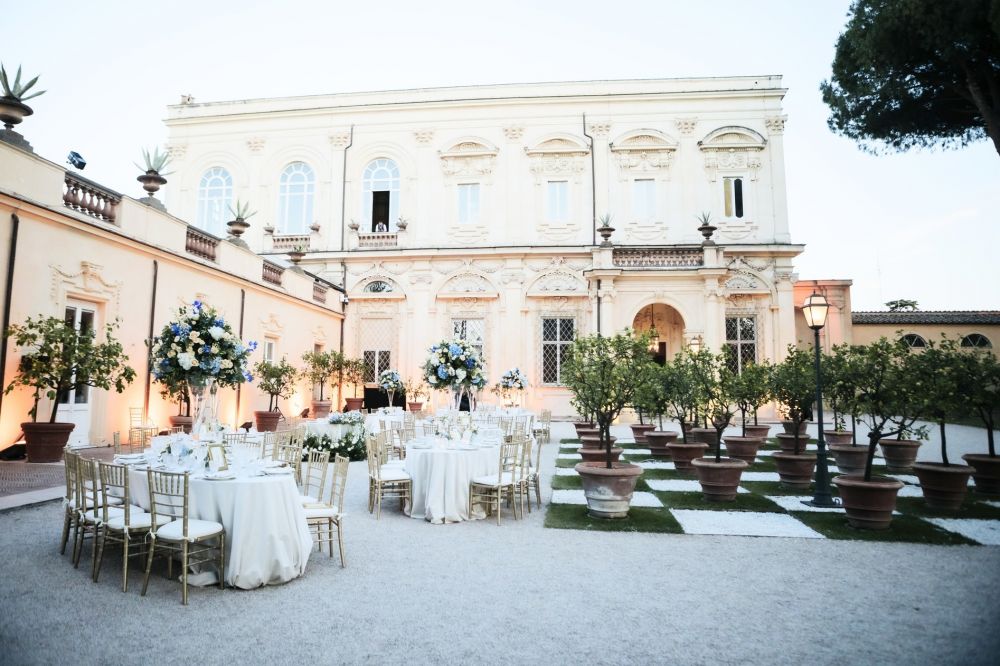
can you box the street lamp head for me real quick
[689,334,703,353]
[802,292,830,331]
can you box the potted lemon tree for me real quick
[252,358,298,431]
[724,360,772,463]
[302,350,338,418]
[692,354,748,501]
[959,348,1000,494]
[662,349,710,471]
[770,346,817,489]
[4,315,135,462]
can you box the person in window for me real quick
[374,220,388,233]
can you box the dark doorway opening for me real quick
[372,191,390,232]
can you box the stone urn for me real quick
[646,431,679,458]
[912,462,975,511]
[666,441,709,472]
[690,427,719,447]
[288,250,306,267]
[21,422,74,463]
[776,433,811,453]
[829,445,869,476]
[962,454,1000,495]
[721,436,763,464]
[254,410,281,432]
[878,439,922,473]
[137,169,167,195]
[782,420,808,436]
[574,461,643,519]
[824,430,854,446]
[833,474,904,530]
[579,435,620,463]
[692,457,749,501]
[629,423,655,443]
[0,96,32,130]
[311,399,332,419]
[773,452,817,490]
[742,424,771,439]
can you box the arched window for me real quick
[900,333,926,349]
[363,280,393,293]
[363,159,400,232]
[196,167,233,236]
[277,162,315,234]
[961,333,993,349]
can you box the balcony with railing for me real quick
[612,247,704,269]
[63,172,121,224]
[313,282,328,304]
[356,232,398,249]
[262,261,285,286]
[185,227,221,262]
[271,234,312,251]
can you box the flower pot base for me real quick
[665,442,709,472]
[722,436,763,464]
[344,398,364,412]
[629,424,655,443]
[311,400,332,419]
[912,463,974,511]
[21,422,75,463]
[646,431,679,459]
[773,452,817,490]
[833,474,904,530]
[574,462,643,519]
[963,454,1000,496]
[254,410,281,432]
[829,445,868,476]
[878,439,922,474]
[578,447,623,463]
[692,457,748,501]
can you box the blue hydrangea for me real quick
[170,323,180,335]
[448,343,462,356]
[192,300,203,312]
[243,371,253,382]
[214,318,225,327]
[465,358,475,369]
[247,341,258,352]
[436,366,449,379]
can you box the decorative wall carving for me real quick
[765,115,787,135]
[165,143,187,159]
[503,126,524,141]
[439,139,499,178]
[500,269,525,285]
[260,313,284,335]
[674,118,698,135]
[699,126,767,182]
[246,137,265,153]
[470,259,503,273]
[588,123,610,137]
[50,261,122,316]
[408,272,433,285]
[528,271,588,295]
[439,273,497,296]
[329,132,351,148]
[414,130,435,144]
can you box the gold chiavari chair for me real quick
[128,408,157,448]
[141,470,226,605]
[95,462,154,591]
[73,457,125,574]
[168,425,186,435]
[269,429,295,459]
[469,439,523,526]
[305,454,348,565]
[366,437,411,520]
[275,442,304,483]
[260,431,279,460]
[524,433,544,510]
[533,409,552,444]
[299,449,330,504]
[60,449,81,556]
[222,432,247,447]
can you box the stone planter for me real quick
[254,410,281,432]
[690,427,719,447]
[646,431,679,459]
[824,430,854,446]
[692,457,749,501]
[168,415,193,434]
[962,454,1000,496]
[579,434,616,449]
[576,427,600,440]
[782,420,808,436]
[407,401,424,413]
[137,170,167,195]
[666,441,709,472]
[833,474,904,530]
[722,436,763,464]
[344,397,364,412]
[572,422,595,437]
[776,433,811,454]
[311,399,332,419]
[574,461,644,519]
[742,424,771,439]
[21,422,74,463]
[629,423,655,443]
[773,452,817,490]
[578,447,623,463]
[878,439,922,473]
[829,445,868,476]
[912,463,974,511]
[0,97,32,129]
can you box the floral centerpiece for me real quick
[304,410,366,460]
[328,411,364,426]
[378,369,404,408]
[423,339,486,410]
[493,367,528,406]
[150,300,255,439]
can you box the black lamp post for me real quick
[802,292,837,507]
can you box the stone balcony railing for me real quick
[272,234,312,251]
[313,282,328,304]
[262,261,285,286]
[63,172,121,224]
[185,226,221,262]
[612,247,704,269]
[357,232,398,249]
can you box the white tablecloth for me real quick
[129,467,312,589]
[304,419,362,440]
[404,438,500,524]
[364,411,406,433]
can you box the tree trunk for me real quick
[939,419,949,466]
[960,61,1000,157]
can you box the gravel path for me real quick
[1,423,998,665]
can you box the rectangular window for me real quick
[724,316,757,374]
[58,304,96,405]
[263,338,277,363]
[723,176,745,219]
[457,183,481,225]
[363,350,391,384]
[541,317,575,385]
[452,318,485,361]
[546,181,569,222]
[632,178,656,221]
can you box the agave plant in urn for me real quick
[0,64,46,151]
[134,146,172,210]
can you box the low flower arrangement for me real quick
[328,411,364,426]
[302,429,366,461]
[150,300,255,387]
[492,367,528,403]
[423,338,486,390]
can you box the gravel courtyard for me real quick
[2,423,998,665]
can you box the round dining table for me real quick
[404,437,501,524]
[128,465,313,589]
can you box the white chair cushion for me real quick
[106,511,154,531]
[304,504,341,519]
[383,460,405,468]
[472,473,517,487]
[380,467,411,482]
[155,518,224,541]
[81,507,125,523]
[69,495,124,510]
[299,494,319,505]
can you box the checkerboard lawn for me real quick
[545,438,1000,546]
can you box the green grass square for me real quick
[792,512,975,545]
[652,490,786,513]
[544,504,682,534]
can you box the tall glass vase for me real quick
[452,385,466,412]
[188,376,219,441]
[387,390,395,410]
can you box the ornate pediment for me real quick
[440,138,499,178]
[526,271,588,298]
[611,130,677,174]
[699,126,766,182]
[437,273,499,299]
[525,134,590,157]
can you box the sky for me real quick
[6,0,999,310]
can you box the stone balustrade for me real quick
[185,227,220,262]
[357,232,398,249]
[63,172,121,224]
[262,261,285,286]
[612,247,704,269]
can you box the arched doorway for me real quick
[632,303,685,365]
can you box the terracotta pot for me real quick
[21,422,74,463]
[742,424,771,439]
[912,463,974,511]
[646,431,679,459]
[782,420,808,435]
[572,422,595,437]
[773,452,817,489]
[666,441,709,472]
[574,461,644,519]
[311,400,332,419]
[629,423,655,443]
[690,427,720,447]
[407,401,424,413]
[579,434,617,448]
[344,397,365,412]
[254,410,281,432]
[878,439,922,473]
[776,433,812,454]
[168,415,193,434]
[833,474,904,530]
[692,457,749,501]
[722,436,763,464]
[829,444,868,476]
[962,454,1000,496]
[824,431,854,446]
[576,427,600,440]
[578,446,623,463]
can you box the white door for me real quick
[56,301,96,447]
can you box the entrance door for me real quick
[56,301,96,447]
[372,191,390,232]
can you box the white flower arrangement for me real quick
[378,369,404,393]
[328,411,364,426]
[423,339,487,390]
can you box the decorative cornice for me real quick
[588,123,610,137]
[414,129,435,144]
[674,118,698,135]
[765,115,787,135]
[503,126,524,141]
[246,137,266,153]
[329,132,351,148]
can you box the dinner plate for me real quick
[262,467,294,475]
[203,473,236,481]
